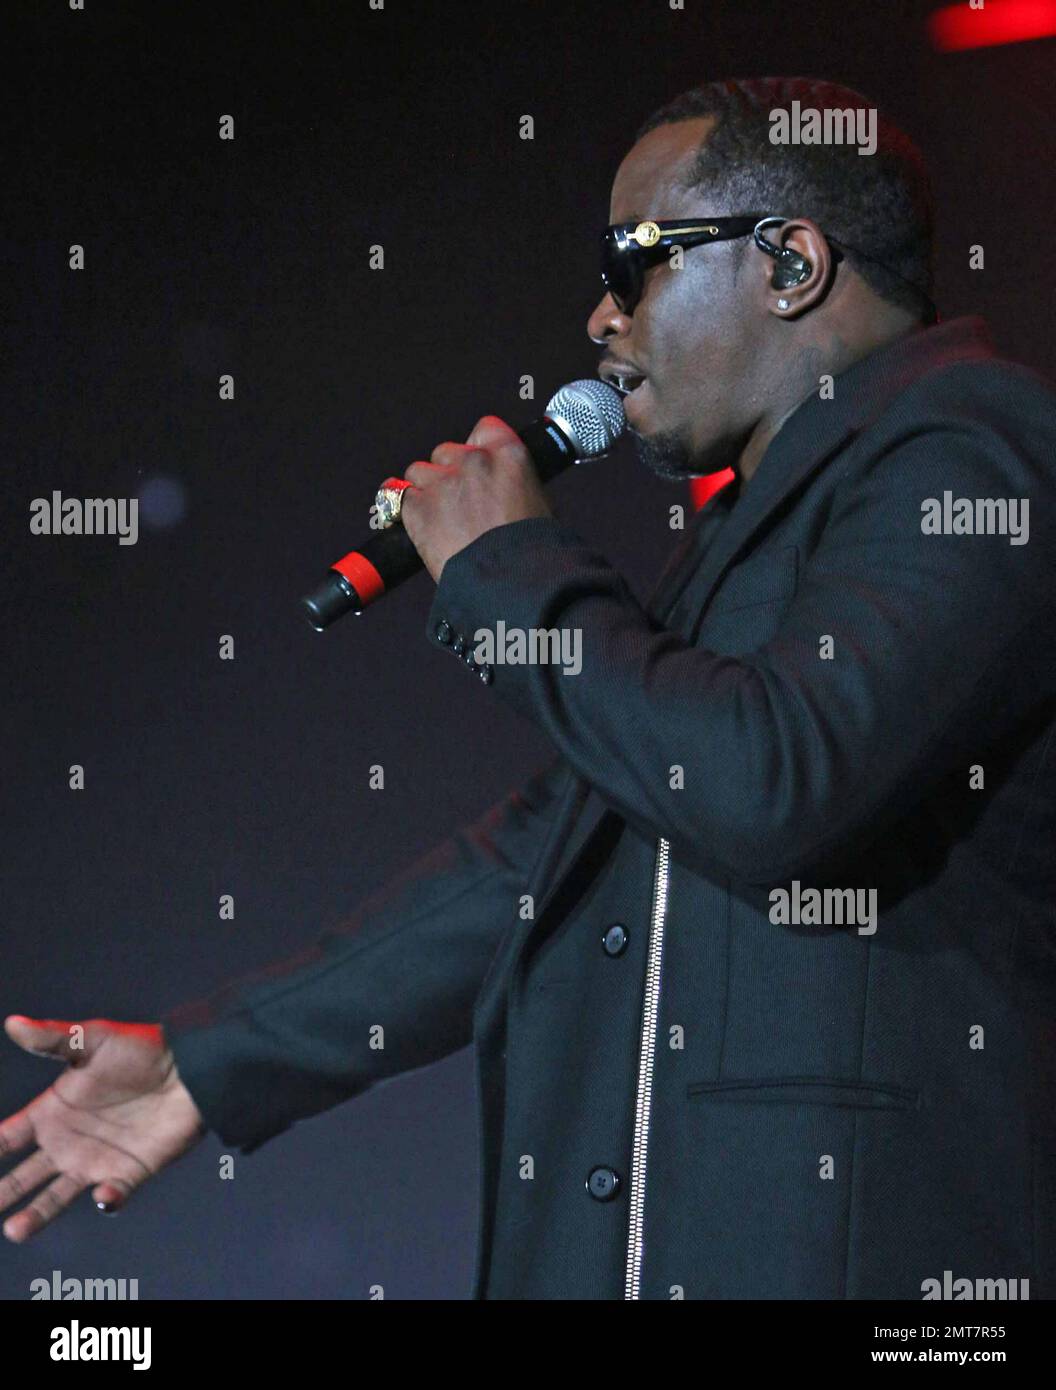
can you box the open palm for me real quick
[0,1016,205,1242]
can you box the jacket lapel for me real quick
[681,416,857,623]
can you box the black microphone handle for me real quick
[300,415,580,631]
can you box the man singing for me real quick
[4,77,1055,1300]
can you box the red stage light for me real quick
[929,0,1056,52]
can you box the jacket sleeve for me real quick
[425,412,1055,884]
[161,755,570,1152]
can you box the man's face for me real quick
[588,117,768,480]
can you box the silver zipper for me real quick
[623,834,672,1299]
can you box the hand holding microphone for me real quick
[301,380,625,629]
[398,415,554,584]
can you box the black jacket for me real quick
[165,317,1056,1299]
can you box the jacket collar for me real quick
[651,315,996,623]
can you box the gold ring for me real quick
[374,477,415,529]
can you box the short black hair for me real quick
[636,77,935,321]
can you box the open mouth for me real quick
[613,373,647,397]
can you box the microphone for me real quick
[300,379,626,630]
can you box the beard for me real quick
[631,425,698,482]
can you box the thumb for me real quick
[4,1015,91,1064]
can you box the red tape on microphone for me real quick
[332,550,386,608]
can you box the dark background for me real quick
[2,0,1052,1299]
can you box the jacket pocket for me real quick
[686,1076,919,1110]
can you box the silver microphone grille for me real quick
[544,379,626,460]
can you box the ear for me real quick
[758,218,837,319]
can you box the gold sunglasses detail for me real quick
[629,221,719,247]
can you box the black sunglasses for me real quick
[600,215,771,314]
[600,213,937,323]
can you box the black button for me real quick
[602,923,628,957]
[435,620,453,645]
[478,664,493,685]
[461,646,476,665]
[586,1166,621,1202]
[452,632,466,655]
